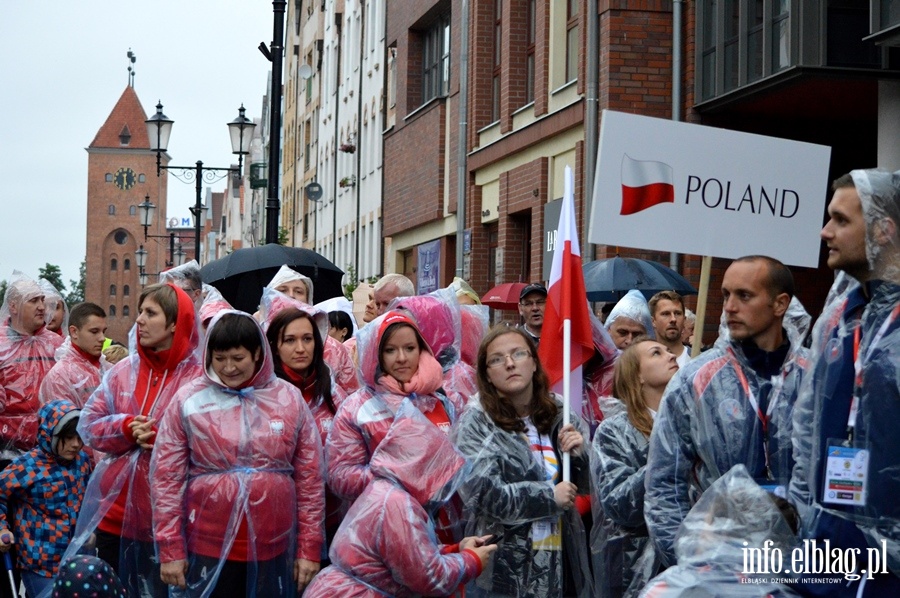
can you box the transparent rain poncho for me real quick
[326,311,463,504]
[259,286,359,395]
[583,311,623,432]
[0,272,63,456]
[61,284,202,598]
[605,289,655,340]
[39,336,105,409]
[459,304,489,367]
[158,260,202,291]
[316,295,360,338]
[150,310,325,597]
[306,399,482,597]
[590,411,659,597]
[640,465,800,597]
[395,287,478,403]
[453,395,593,597]
[789,169,900,579]
[645,294,810,567]
[39,278,69,337]
[197,284,232,328]
[267,264,315,302]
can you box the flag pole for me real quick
[562,319,571,482]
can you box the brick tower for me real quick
[85,86,169,343]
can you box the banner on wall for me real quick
[417,239,441,294]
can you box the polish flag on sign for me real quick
[538,166,595,423]
[620,154,675,215]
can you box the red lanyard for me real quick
[728,349,781,480]
[848,303,900,433]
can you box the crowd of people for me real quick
[0,168,897,597]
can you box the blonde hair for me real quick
[102,344,129,364]
[612,337,655,437]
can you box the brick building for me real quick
[85,86,172,343]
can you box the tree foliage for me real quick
[67,261,86,306]
[38,263,67,296]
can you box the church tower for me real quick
[85,86,170,343]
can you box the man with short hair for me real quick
[790,170,900,595]
[604,289,654,350]
[159,260,204,308]
[373,273,415,316]
[645,255,808,566]
[517,283,547,345]
[39,303,108,409]
[0,276,63,465]
[649,291,691,367]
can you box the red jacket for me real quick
[151,311,325,567]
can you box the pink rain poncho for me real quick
[62,284,201,598]
[39,337,107,409]
[151,310,325,596]
[582,311,623,433]
[305,399,482,597]
[395,287,478,403]
[326,311,464,503]
[0,273,63,457]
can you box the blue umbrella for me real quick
[582,257,697,302]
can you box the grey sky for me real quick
[1,1,273,289]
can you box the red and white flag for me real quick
[539,167,595,480]
[620,154,675,215]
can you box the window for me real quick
[422,13,451,103]
[124,258,131,270]
[700,0,717,100]
[304,119,312,171]
[566,0,579,83]
[724,0,740,92]
[111,258,118,271]
[771,0,790,72]
[123,285,130,297]
[105,173,113,182]
[110,285,116,296]
[129,205,137,216]
[109,305,116,317]
[525,0,536,105]
[138,174,146,183]
[123,305,130,317]
[492,0,502,122]
[747,0,764,83]
[108,205,116,215]
[114,230,128,245]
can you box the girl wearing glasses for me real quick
[590,337,676,597]
[453,326,593,597]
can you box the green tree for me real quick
[278,226,290,245]
[66,260,86,306]
[343,264,358,300]
[38,263,66,296]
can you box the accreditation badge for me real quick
[822,440,869,507]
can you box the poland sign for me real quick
[588,110,832,268]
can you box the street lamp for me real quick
[136,195,183,268]
[145,101,255,264]
[135,245,149,287]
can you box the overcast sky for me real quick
[1,1,274,289]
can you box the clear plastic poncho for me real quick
[39,337,104,409]
[38,278,68,337]
[306,399,481,597]
[639,465,800,597]
[789,169,900,580]
[157,260,202,289]
[583,311,623,432]
[605,289,655,340]
[590,411,659,597]
[151,310,325,597]
[61,284,202,598]
[267,264,315,302]
[459,304,489,367]
[645,294,809,567]
[395,288,478,403]
[453,394,593,597]
[316,295,360,338]
[197,284,232,328]
[0,272,63,456]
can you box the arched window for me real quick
[123,285,130,297]
[111,258,118,271]
[108,205,116,215]
[123,305,130,317]
[129,205,137,216]
[110,285,116,296]
[109,305,116,317]
[124,259,131,270]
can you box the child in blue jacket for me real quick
[0,400,91,598]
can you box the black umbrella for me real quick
[583,257,697,302]
[200,244,345,313]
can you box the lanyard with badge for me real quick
[822,304,900,508]
[730,349,786,497]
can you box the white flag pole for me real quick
[562,319,571,482]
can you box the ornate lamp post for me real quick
[145,102,255,264]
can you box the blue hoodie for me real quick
[0,400,91,577]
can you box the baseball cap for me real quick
[519,283,548,302]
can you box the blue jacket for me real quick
[0,400,91,577]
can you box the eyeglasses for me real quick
[519,299,546,308]
[486,349,532,369]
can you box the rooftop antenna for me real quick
[127,49,137,87]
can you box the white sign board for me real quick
[589,110,832,267]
